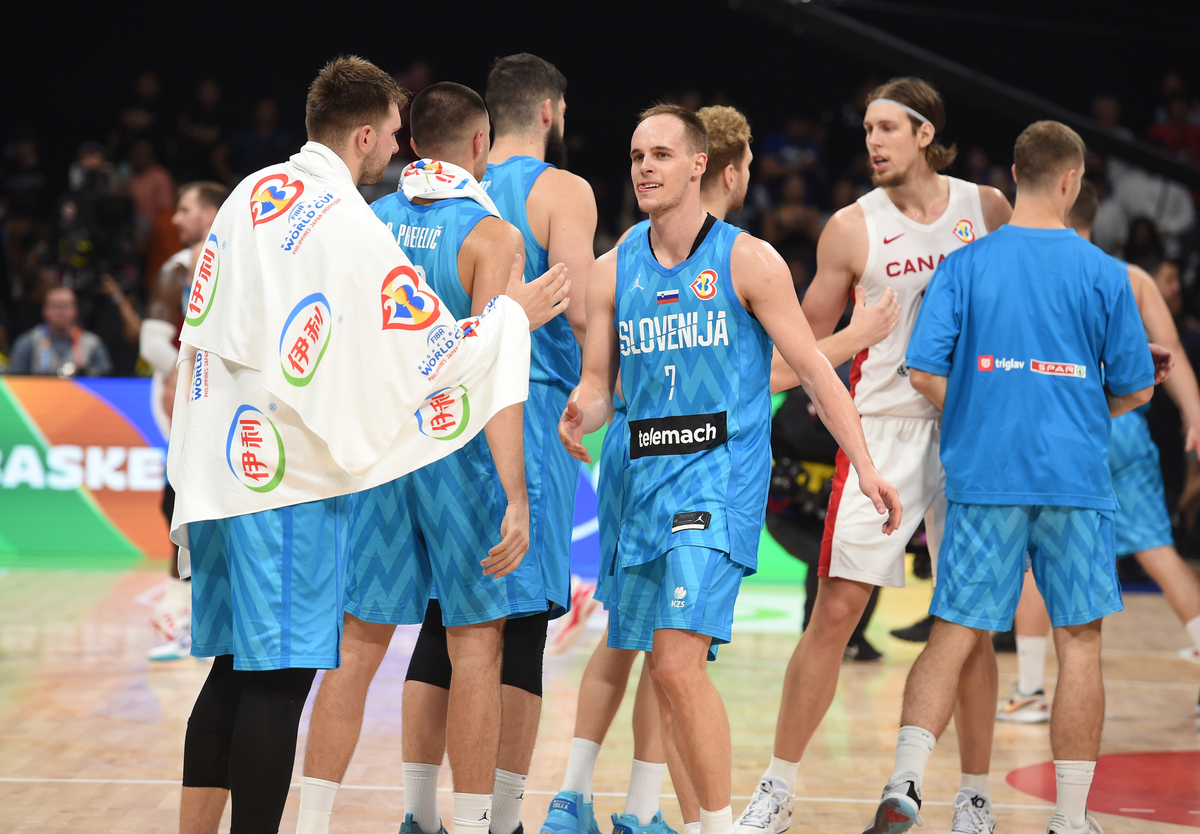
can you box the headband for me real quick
[869,98,931,126]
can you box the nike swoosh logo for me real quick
[884,234,905,244]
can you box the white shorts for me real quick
[819,414,945,588]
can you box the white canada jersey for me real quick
[852,176,988,418]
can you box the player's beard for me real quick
[358,143,391,187]
[545,122,568,169]
[870,156,912,188]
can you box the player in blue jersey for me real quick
[1000,182,1200,725]
[292,83,570,834]
[560,104,901,834]
[871,122,1156,834]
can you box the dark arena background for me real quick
[1,1,1199,831]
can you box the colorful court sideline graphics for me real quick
[0,378,170,568]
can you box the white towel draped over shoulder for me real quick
[167,142,530,568]
[400,158,500,217]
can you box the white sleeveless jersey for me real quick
[851,176,988,418]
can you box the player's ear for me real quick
[724,163,736,192]
[410,137,420,158]
[916,121,934,150]
[541,98,553,128]
[695,152,708,179]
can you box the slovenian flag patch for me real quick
[657,289,680,305]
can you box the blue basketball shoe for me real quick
[400,812,448,834]
[611,810,679,834]
[541,791,601,834]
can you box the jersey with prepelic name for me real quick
[481,156,580,393]
[615,218,773,572]
[853,176,988,418]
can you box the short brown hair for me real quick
[1013,121,1086,190]
[179,181,229,211]
[410,82,489,156]
[486,53,567,137]
[305,56,408,146]
[867,77,957,171]
[698,106,751,188]
[638,104,708,155]
[1067,179,1099,230]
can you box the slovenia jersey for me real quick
[615,218,773,571]
[906,226,1155,509]
[482,156,580,392]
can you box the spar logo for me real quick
[952,219,976,244]
[691,269,718,300]
[381,265,441,330]
[415,386,471,442]
[1032,359,1086,378]
[185,233,221,326]
[279,293,333,386]
[226,405,286,492]
[191,350,210,401]
[250,173,304,226]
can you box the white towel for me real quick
[400,158,500,217]
[167,142,530,572]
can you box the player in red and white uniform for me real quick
[735,78,1012,834]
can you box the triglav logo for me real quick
[185,233,221,326]
[381,265,441,330]
[279,294,333,386]
[415,386,471,441]
[250,174,304,226]
[226,405,286,492]
[691,269,718,300]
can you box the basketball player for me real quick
[998,181,1200,725]
[384,53,599,834]
[543,105,900,834]
[871,120,1154,834]
[734,78,1012,834]
[559,104,901,834]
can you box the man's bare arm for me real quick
[978,185,1013,233]
[538,170,598,347]
[559,251,619,463]
[800,204,867,340]
[909,369,947,411]
[736,235,901,534]
[1108,386,1154,417]
[1130,264,1200,450]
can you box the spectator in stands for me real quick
[2,130,52,223]
[1147,94,1200,167]
[68,141,118,195]
[6,286,112,376]
[218,97,299,183]
[173,79,227,183]
[109,70,166,168]
[758,115,825,193]
[763,173,822,251]
[125,139,175,232]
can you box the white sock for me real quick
[561,737,602,802]
[453,792,492,834]
[624,759,667,825]
[959,773,989,800]
[699,805,733,834]
[296,776,339,834]
[890,725,936,797]
[491,769,526,834]
[762,755,800,794]
[1016,635,1049,695]
[685,824,702,834]
[404,762,442,833]
[1053,760,1095,830]
[1186,615,1200,648]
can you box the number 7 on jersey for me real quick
[665,364,676,400]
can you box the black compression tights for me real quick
[183,655,317,833]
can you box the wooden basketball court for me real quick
[1,562,1197,833]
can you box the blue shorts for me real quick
[931,502,1123,631]
[595,407,628,610]
[1109,412,1173,558]
[190,496,350,671]
[344,383,579,627]
[608,545,745,661]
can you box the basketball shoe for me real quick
[1179,645,1200,664]
[949,790,995,834]
[540,791,601,834]
[401,812,449,834]
[547,577,599,655]
[147,628,192,662]
[610,810,678,834]
[996,683,1050,723]
[734,776,792,834]
[1046,812,1103,834]
[862,780,921,834]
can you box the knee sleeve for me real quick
[406,599,452,690]
[183,655,238,789]
[501,610,549,697]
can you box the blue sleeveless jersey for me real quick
[615,218,773,572]
[482,156,580,392]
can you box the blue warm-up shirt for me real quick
[906,225,1154,510]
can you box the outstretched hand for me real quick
[847,285,900,348]
[558,400,591,463]
[506,255,570,330]
[858,466,903,535]
[1148,342,1173,385]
